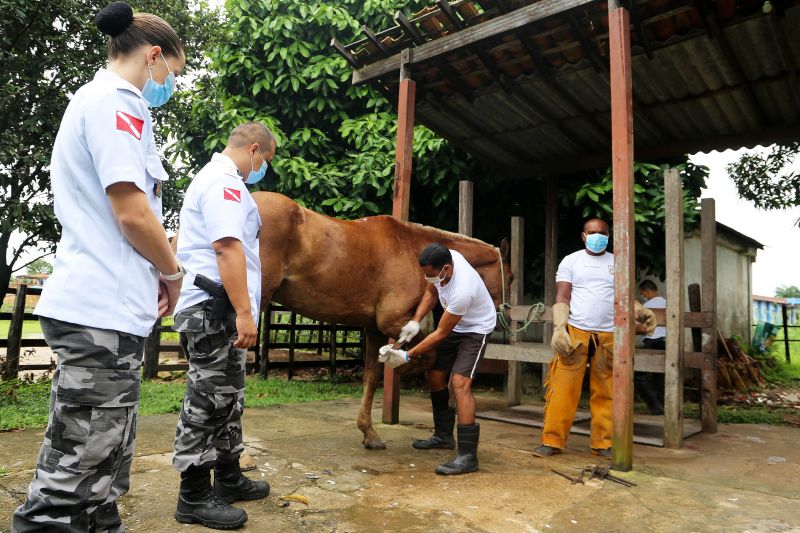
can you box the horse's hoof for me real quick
[364,439,387,450]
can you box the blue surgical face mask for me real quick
[245,149,268,185]
[585,233,609,253]
[142,54,175,108]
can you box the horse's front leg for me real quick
[357,331,387,450]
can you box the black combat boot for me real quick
[412,408,456,449]
[175,464,248,529]
[214,454,270,504]
[435,423,480,475]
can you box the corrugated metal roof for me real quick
[341,0,800,174]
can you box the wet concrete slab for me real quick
[2,393,800,532]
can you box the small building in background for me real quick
[13,273,50,287]
[753,295,799,326]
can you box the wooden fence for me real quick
[2,285,364,380]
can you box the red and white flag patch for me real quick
[223,187,241,203]
[115,110,144,140]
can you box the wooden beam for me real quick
[395,10,427,45]
[568,13,605,72]
[663,168,685,449]
[609,5,635,473]
[542,179,558,394]
[353,0,596,85]
[437,0,465,30]
[458,180,474,236]
[383,57,416,425]
[700,198,718,433]
[331,38,360,69]
[508,216,525,406]
[3,284,26,379]
[362,25,391,57]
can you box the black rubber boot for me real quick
[214,455,270,504]
[435,424,480,475]
[412,408,456,449]
[175,464,248,530]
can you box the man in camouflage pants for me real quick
[170,122,275,529]
[12,318,145,532]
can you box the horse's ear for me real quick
[499,237,510,262]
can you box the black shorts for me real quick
[434,331,490,379]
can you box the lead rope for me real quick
[494,247,545,335]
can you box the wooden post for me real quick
[688,284,703,352]
[329,323,338,377]
[259,304,271,379]
[288,311,296,381]
[701,198,718,433]
[609,3,635,472]
[458,180,474,236]
[383,49,416,425]
[542,179,558,394]
[253,310,263,373]
[4,284,27,379]
[663,168,685,449]
[782,305,791,364]
[507,216,525,405]
[143,318,161,380]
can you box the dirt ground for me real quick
[2,394,800,532]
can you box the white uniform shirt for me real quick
[174,153,262,323]
[556,249,615,332]
[643,296,667,340]
[434,250,497,335]
[35,69,168,337]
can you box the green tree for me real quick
[26,259,53,275]
[166,0,476,223]
[0,0,222,291]
[726,143,800,213]
[775,285,800,298]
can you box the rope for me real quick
[494,246,545,335]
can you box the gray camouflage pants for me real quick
[12,317,145,533]
[172,302,246,472]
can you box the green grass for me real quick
[0,319,43,339]
[0,377,369,431]
[0,466,6,477]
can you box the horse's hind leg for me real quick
[358,330,387,450]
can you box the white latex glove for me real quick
[397,320,420,344]
[634,301,657,336]
[378,344,410,369]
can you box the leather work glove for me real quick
[397,320,420,344]
[551,302,578,356]
[635,301,657,336]
[378,345,410,369]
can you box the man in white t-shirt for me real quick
[384,244,496,475]
[170,122,274,529]
[533,219,656,460]
[635,279,666,414]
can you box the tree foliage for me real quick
[775,285,800,298]
[25,259,53,275]
[726,142,800,211]
[166,0,477,223]
[0,0,222,292]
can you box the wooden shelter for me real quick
[334,0,800,470]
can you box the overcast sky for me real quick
[690,148,800,297]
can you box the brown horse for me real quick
[253,192,512,450]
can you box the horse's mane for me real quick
[401,220,494,249]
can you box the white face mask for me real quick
[425,266,446,284]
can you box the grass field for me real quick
[0,319,42,339]
[0,377,371,431]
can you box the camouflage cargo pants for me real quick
[172,302,246,472]
[12,317,145,533]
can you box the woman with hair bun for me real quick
[10,2,218,532]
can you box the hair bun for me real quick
[96,1,134,37]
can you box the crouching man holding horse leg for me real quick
[170,122,275,529]
[384,243,496,475]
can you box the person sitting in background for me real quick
[635,279,666,415]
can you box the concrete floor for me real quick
[2,394,800,532]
